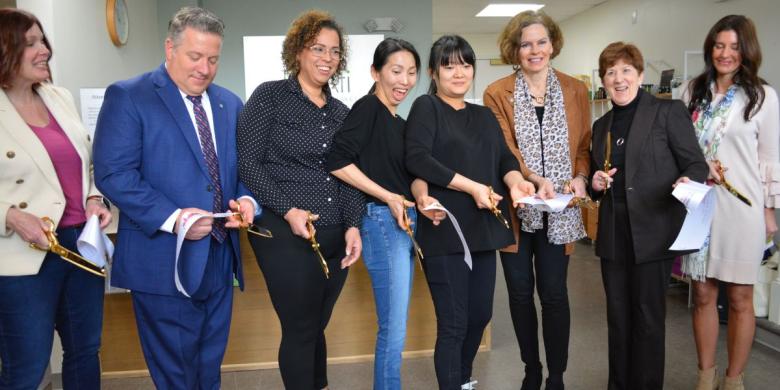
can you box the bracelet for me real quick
[575,173,589,186]
[86,195,104,203]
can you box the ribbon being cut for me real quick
[422,202,473,270]
[174,211,272,297]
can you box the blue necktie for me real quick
[186,95,226,243]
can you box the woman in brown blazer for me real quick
[483,10,591,390]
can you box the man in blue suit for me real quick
[93,7,257,389]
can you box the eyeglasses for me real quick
[308,44,342,59]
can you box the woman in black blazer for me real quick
[405,35,534,390]
[589,42,707,390]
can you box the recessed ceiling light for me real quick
[476,3,545,17]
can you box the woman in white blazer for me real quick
[0,9,111,389]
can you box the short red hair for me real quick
[598,42,643,80]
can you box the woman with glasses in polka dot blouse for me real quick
[237,10,363,390]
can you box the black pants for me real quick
[423,250,496,390]
[500,225,570,380]
[248,212,348,390]
[601,201,674,390]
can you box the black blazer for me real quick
[590,92,707,263]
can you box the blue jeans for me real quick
[0,226,104,390]
[361,203,416,390]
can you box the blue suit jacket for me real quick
[93,64,251,296]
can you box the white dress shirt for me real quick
[160,90,257,233]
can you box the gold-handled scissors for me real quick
[233,203,273,238]
[570,196,599,210]
[563,180,599,210]
[715,161,752,206]
[29,217,106,277]
[402,205,424,269]
[487,186,511,229]
[603,132,612,191]
[306,212,330,278]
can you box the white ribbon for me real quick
[423,202,473,270]
[175,211,235,297]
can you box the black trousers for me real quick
[500,224,570,380]
[423,250,496,390]
[248,212,348,390]
[601,201,674,390]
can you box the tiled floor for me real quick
[102,242,780,389]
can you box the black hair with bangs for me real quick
[427,35,476,94]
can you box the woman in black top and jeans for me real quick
[328,38,430,390]
[236,10,363,390]
[405,35,535,390]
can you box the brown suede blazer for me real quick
[483,70,592,254]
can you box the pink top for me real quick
[29,111,86,228]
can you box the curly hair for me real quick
[687,15,765,121]
[281,10,347,83]
[0,9,52,88]
[498,10,563,65]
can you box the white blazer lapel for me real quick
[0,87,61,194]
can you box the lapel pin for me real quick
[219,103,223,108]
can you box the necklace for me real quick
[529,93,545,105]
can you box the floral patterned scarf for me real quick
[682,84,738,281]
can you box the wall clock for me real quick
[106,0,128,47]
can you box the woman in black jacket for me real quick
[589,42,708,390]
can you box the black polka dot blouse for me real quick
[237,77,364,229]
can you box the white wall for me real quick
[459,32,502,59]
[198,0,433,117]
[17,0,163,109]
[554,0,780,89]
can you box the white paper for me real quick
[423,203,473,270]
[79,88,106,138]
[670,182,715,250]
[174,212,237,297]
[671,181,711,210]
[516,194,574,213]
[76,215,113,268]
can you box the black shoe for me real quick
[521,364,543,390]
[544,376,564,390]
